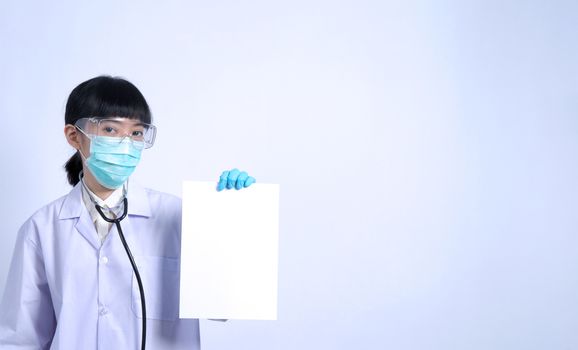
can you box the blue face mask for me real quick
[81,136,144,189]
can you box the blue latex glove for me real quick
[216,168,256,191]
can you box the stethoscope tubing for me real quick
[96,198,147,350]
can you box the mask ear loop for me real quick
[75,125,92,161]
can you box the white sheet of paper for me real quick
[179,181,279,320]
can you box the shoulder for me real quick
[18,193,69,246]
[138,187,182,225]
[134,187,183,238]
[143,187,182,208]
[126,180,181,218]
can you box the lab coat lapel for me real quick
[59,182,101,250]
[107,212,141,257]
[76,205,101,250]
[58,179,151,250]
[127,180,151,218]
[58,183,83,219]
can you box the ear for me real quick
[64,124,82,150]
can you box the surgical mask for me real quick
[79,135,144,189]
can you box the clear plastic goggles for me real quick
[75,117,157,149]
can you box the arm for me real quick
[0,224,56,349]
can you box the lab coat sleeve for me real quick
[0,223,56,349]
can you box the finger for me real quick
[244,176,256,187]
[236,171,248,190]
[217,170,229,191]
[226,168,240,189]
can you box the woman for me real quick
[0,76,255,349]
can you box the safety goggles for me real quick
[75,117,157,149]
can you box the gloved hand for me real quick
[217,168,256,191]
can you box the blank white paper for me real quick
[179,181,279,320]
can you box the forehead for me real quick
[99,117,147,126]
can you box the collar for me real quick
[59,179,152,219]
[80,180,125,222]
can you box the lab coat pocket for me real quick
[131,255,180,321]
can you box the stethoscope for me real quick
[80,174,147,350]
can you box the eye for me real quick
[103,126,116,134]
[132,130,144,137]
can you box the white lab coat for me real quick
[0,181,200,349]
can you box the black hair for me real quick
[64,75,152,186]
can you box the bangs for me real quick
[65,76,152,125]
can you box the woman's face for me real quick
[64,116,150,194]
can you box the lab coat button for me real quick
[99,307,108,316]
[100,256,109,264]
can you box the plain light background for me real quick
[1,0,577,349]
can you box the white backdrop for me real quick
[1,1,577,349]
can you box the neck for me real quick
[82,170,115,200]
